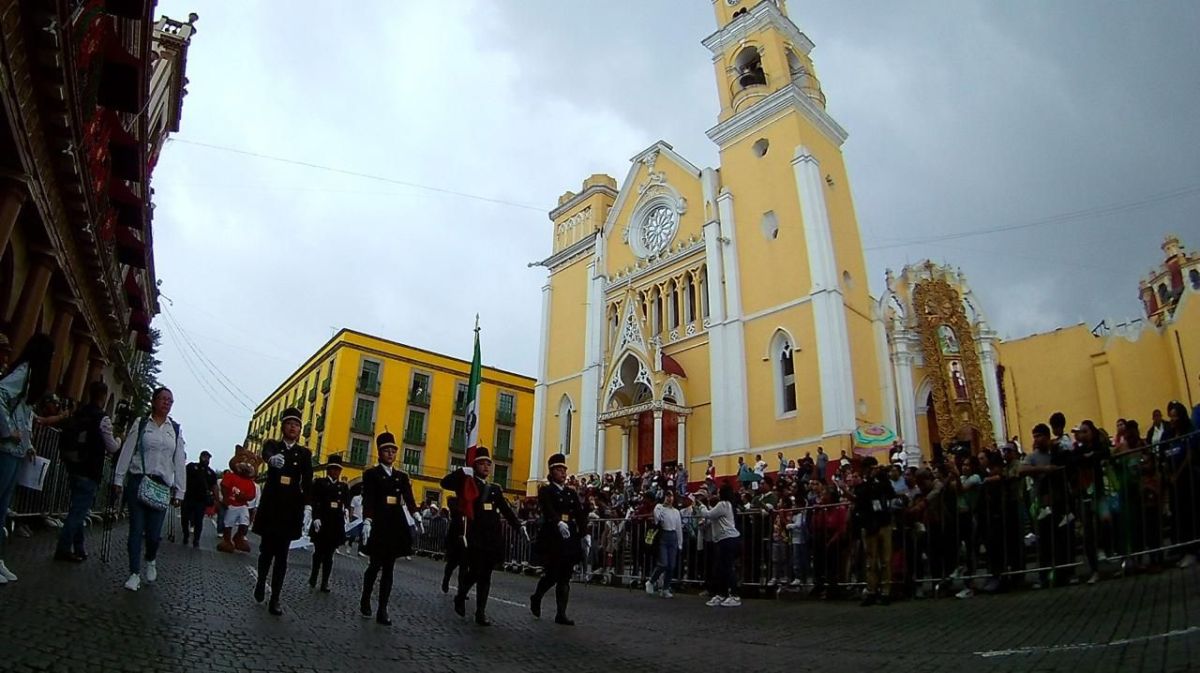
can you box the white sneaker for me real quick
[720,596,742,607]
[955,588,974,599]
[0,561,16,582]
[1179,554,1196,569]
[766,578,777,586]
[1086,572,1099,585]
[1037,507,1052,520]
[124,574,141,591]
[705,595,725,607]
[644,580,656,595]
[698,590,709,598]
[1097,551,1108,562]
[0,574,7,585]
[660,590,674,599]
[789,579,803,586]
[144,561,157,583]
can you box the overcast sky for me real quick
[148,1,1200,466]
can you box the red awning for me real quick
[98,41,142,113]
[114,225,146,268]
[105,0,148,20]
[662,353,687,378]
[123,268,145,310]
[108,178,143,229]
[107,110,141,183]
[128,307,150,333]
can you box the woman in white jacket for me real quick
[701,484,742,607]
[112,388,187,591]
[646,491,683,598]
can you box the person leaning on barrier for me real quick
[529,452,585,626]
[1163,400,1199,569]
[442,446,526,626]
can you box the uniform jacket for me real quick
[251,439,313,540]
[536,481,585,564]
[309,475,351,543]
[361,464,418,557]
[440,469,520,562]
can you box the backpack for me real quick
[59,405,105,471]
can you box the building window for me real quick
[684,275,696,325]
[454,382,469,415]
[700,268,710,319]
[349,437,370,466]
[652,289,663,335]
[1190,269,1200,290]
[450,456,465,470]
[771,330,798,416]
[352,398,376,434]
[358,359,381,395]
[495,426,513,459]
[667,280,679,330]
[493,464,509,489]
[558,395,574,455]
[402,448,421,474]
[405,410,426,445]
[497,392,516,425]
[410,371,431,406]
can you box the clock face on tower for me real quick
[639,205,678,256]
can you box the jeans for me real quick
[125,474,167,574]
[649,530,679,590]
[714,536,740,597]
[57,474,98,555]
[791,542,810,583]
[0,453,21,559]
[180,500,206,546]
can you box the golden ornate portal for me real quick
[912,275,993,448]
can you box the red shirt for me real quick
[221,472,257,508]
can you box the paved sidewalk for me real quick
[0,523,1197,672]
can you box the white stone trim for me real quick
[715,191,751,455]
[701,1,815,57]
[793,145,856,435]
[978,335,1007,445]
[707,84,848,149]
[576,261,604,476]
[741,294,814,323]
[528,282,553,486]
[536,233,596,270]
[601,141,702,242]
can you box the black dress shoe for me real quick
[254,583,266,604]
[360,600,372,618]
[308,575,317,588]
[441,577,450,593]
[453,595,466,617]
[376,612,392,626]
[529,594,541,619]
[53,550,83,563]
[475,614,492,626]
[554,615,575,626]
[319,585,331,593]
[268,603,283,617]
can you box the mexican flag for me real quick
[461,319,483,521]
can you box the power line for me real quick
[169,137,546,212]
[159,316,250,418]
[864,182,1200,251]
[162,307,257,410]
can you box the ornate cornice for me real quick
[706,82,847,149]
[701,2,814,58]
[535,233,596,270]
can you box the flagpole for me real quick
[463,314,480,551]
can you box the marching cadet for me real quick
[307,454,351,592]
[440,447,527,626]
[441,494,464,594]
[359,431,419,626]
[252,407,313,616]
[529,453,585,626]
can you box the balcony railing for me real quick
[315,414,325,432]
[307,388,317,403]
[408,389,430,407]
[450,432,466,454]
[454,400,467,416]
[350,417,374,435]
[402,461,421,476]
[496,409,516,426]
[357,377,381,396]
[403,428,426,446]
[321,378,331,394]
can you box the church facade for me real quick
[527,0,885,487]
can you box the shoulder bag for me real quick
[135,417,181,511]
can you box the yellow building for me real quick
[247,329,535,503]
[529,0,884,488]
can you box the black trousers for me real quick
[257,535,291,604]
[180,501,205,545]
[533,553,576,618]
[361,550,399,615]
[310,539,337,587]
[443,536,464,588]
[457,550,495,616]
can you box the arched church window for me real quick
[1158,283,1170,303]
[1190,269,1200,290]
[684,274,696,325]
[652,288,663,336]
[772,331,798,415]
[699,266,710,319]
[668,280,680,330]
[558,395,575,456]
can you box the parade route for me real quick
[1,526,1198,673]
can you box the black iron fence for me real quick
[413,430,1200,598]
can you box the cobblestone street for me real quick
[0,524,1196,672]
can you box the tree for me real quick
[126,327,163,424]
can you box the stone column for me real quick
[64,336,92,402]
[595,423,606,475]
[0,178,27,259]
[676,415,686,467]
[653,409,664,470]
[620,424,631,474]
[978,336,1007,445]
[48,301,76,393]
[9,250,55,355]
[892,339,921,466]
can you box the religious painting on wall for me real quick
[937,325,960,355]
[948,360,968,401]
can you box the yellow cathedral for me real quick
[527,0,882,487]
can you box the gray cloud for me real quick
[149,0,1200,465]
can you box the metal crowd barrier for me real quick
[411,429,1200,598]
[9,424,71,520]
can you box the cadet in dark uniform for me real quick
[441,495,464,594]
[441,447,526,625]
[251,407,313,616]
[530,453,584,626]
[307,454,351,592]
[359,431,419,626]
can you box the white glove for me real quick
[311,519,322,533]
[302,506,312,531]
[463,466,474,477]
[557,521,570,539]
[362,519,372,545]
[268,454,285,469]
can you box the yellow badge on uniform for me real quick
[386,496,397,505]
[330,502,340,509]
[280,476,292,486]
[483,503,493,511]
[561,514,569,522]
